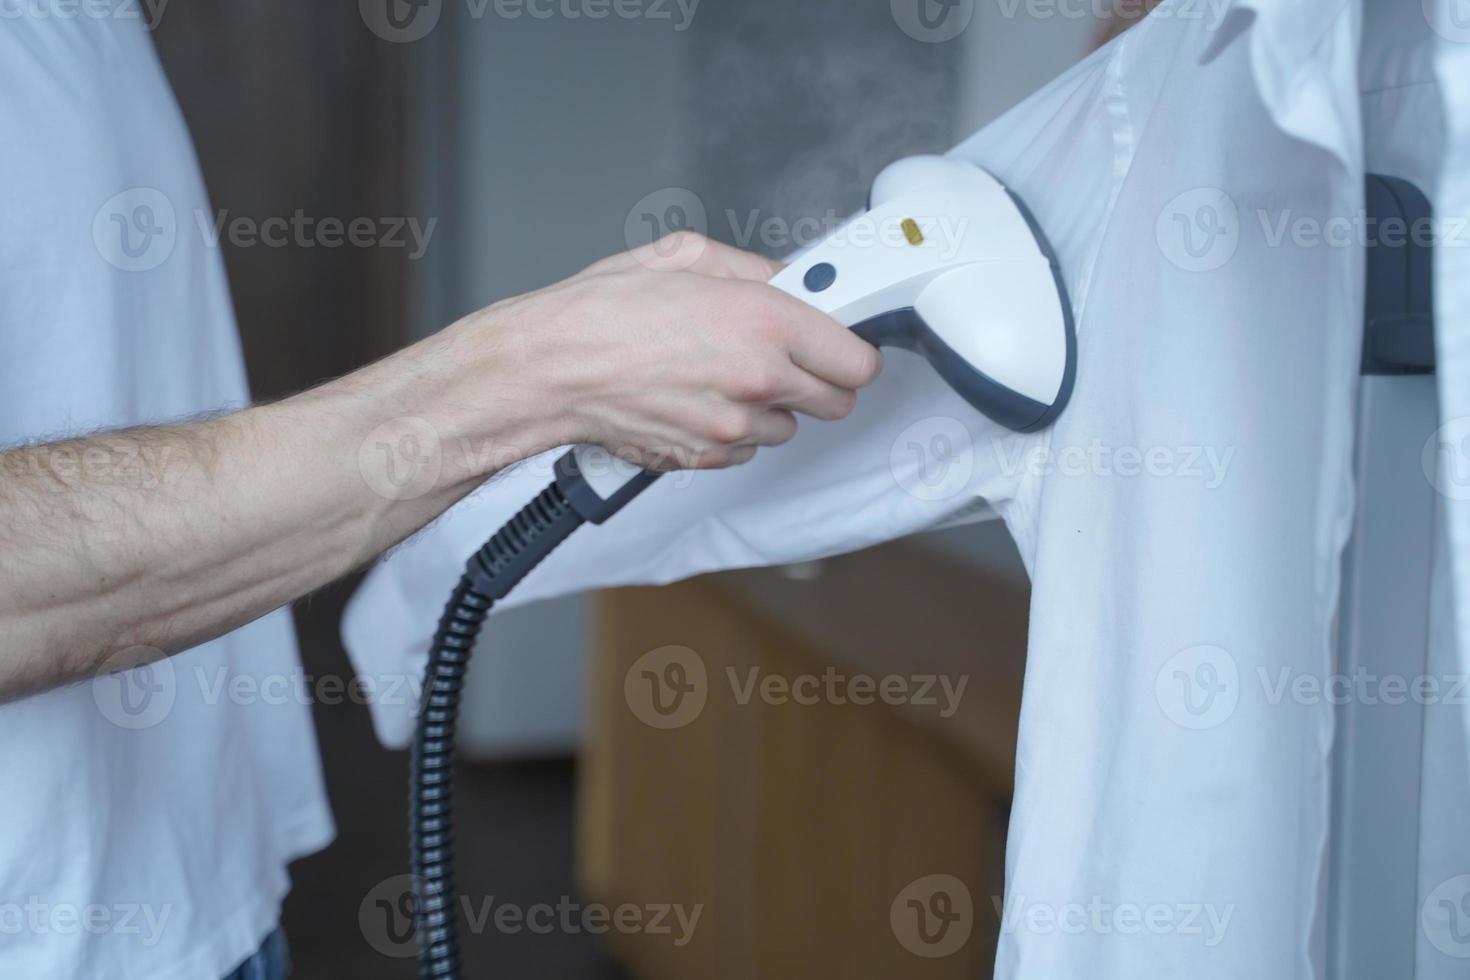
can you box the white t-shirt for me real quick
[345,1,1470,977]
[0,12,334,980]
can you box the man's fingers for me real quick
[777,374,859,423]
[743,409,799,447]
[771,295,884,391]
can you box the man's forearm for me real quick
[0,233,882,703]
[0,320,564,702]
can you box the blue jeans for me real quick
[223,928,290,980]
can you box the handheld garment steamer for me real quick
[408,155,1076,978]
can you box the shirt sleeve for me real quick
[343,345,1034,748]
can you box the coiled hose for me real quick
[410,480,586,979]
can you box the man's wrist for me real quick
[432,300,585,481]
[324,303,579,495]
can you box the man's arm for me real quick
[0,234,881,702]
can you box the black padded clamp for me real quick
[1363,174,1435,376]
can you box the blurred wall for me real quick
[152,7,411,398]
[680,1,958,251]
[954,0,1100,135]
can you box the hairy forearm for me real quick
[0,312,568,702]
[0,233,881,703]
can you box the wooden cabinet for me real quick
[579,541,1030,979]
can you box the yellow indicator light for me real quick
[901,217,925,246]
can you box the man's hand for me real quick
[0,233,881,701]
[432,231,882,472]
